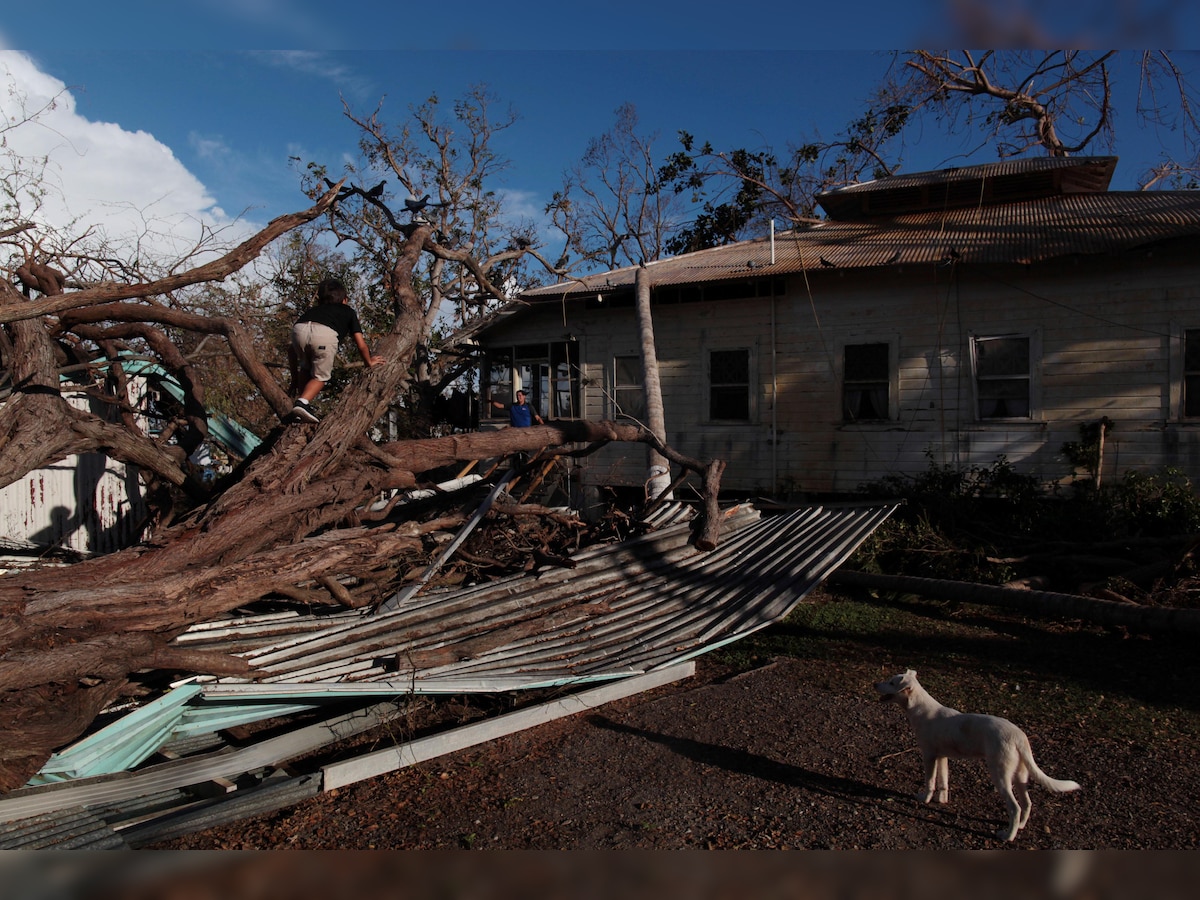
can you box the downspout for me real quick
[770,219,778,491]
[772,273,778,494]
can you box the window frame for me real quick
[611,355,645,422]
[969,331,1040,423]
[839,339,897,424]
[706,346,754,424]
[483,340,581,422]
[1182,326,1200,419]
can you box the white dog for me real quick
[874,669,1080,841]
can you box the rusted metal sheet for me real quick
[518,158,1200,300]
[186,502,898,695]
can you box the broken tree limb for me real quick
[375,420,725,548]
[829,569,1200,636]
[0,181,346,326]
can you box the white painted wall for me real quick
[0,388,148,556]
[485,243,1200,496]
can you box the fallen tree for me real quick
[0,184,725,792]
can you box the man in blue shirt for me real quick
[490,389,544,427]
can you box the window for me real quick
[1184,329,1200,417]
[484,350,513,420]
[972,335,1031,419]
[613,356,645,421]
[551,342,579,418]
[709,348,750,421]
[843,343,890,422]
[484,341,580,420]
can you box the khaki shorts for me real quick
[291,322,339,382]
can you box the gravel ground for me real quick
[152,642,1200,850]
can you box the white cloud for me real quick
[188,132,232,162]
[254,50,375,103]
[0,51,239,260]
[499,186,563,252]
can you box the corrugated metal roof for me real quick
[24,501,898,783]
[815,156,1118,219]
[517,167,1200,303]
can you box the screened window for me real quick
[843,343,890,421]
[973,335,1031,419]
[613,356,645,421]
[709,348,750,421]
[1184,329,1200,417]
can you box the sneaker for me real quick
[290,399,319,423]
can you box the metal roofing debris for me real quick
[114,356,262,458]
[0,806,128,850]
[320,661,696,792]
[0,667,695,847]
[0,700,406,824]
[0,501,897,844]
[4,501,896,810]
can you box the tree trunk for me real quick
[635,265,671,503]
[0,212,726,793]
[829,569,1200,636]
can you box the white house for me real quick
[474,157,1200,499]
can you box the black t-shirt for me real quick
[297,302,364,341]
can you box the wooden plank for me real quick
[322,661,695,791]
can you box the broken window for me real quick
[972,334,1031,420]
[709,348,751,421]
[613,356,645,421]
[843,342,890,422]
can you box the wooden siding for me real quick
[482,242,1200,495]
[0,390,148,556]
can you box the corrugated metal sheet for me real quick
[25,501,898,782]
[0,807,127,849]
[814,156,1118,219]
[518,163,1200,301]
[116,357,262,459]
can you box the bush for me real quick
[851,457,1200,585]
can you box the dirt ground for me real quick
[152,637,1199,851]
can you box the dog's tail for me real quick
[1022,742,1081,793]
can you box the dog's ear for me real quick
[905,668,917,678]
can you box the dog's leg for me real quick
[917,752,938,803]
[988,754,1023,841]
[935,756,950,804]
[1014,763,1032,830]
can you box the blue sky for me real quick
[1,4,1197,259]
[14,49,900,228]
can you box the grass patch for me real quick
[714,586,1200,744]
